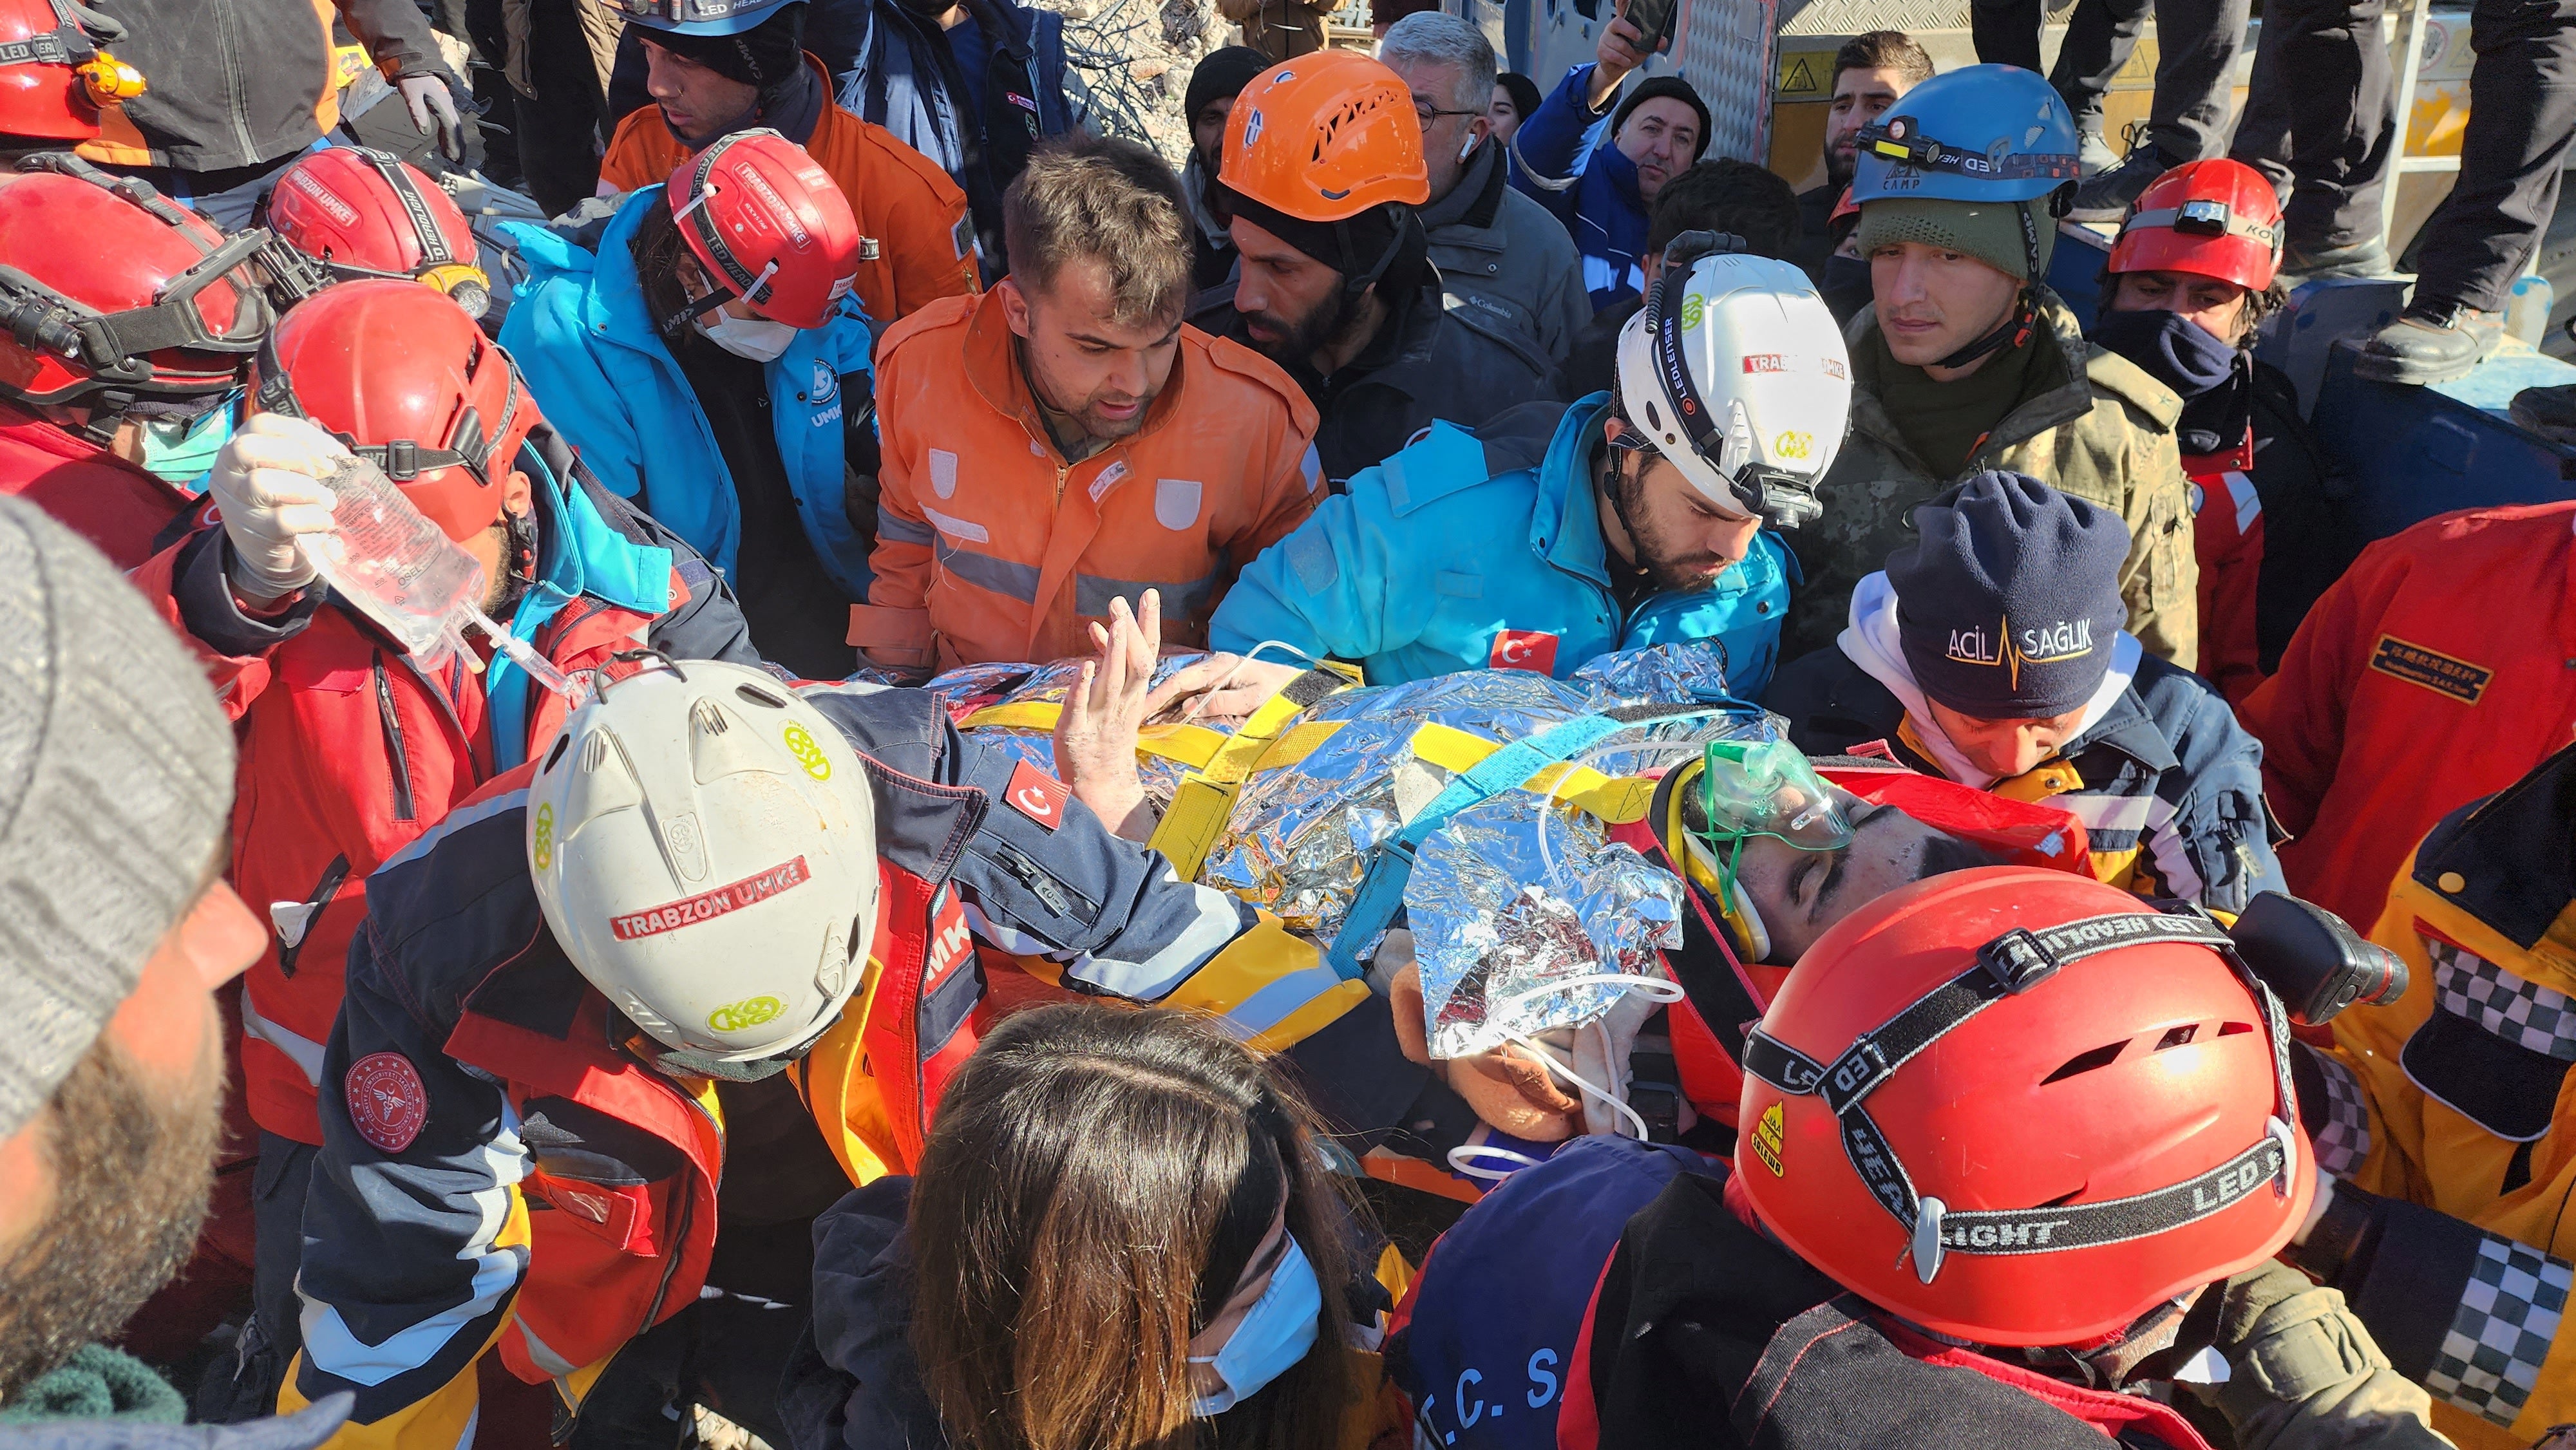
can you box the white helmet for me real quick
[1613,234,1853,530]
[528,657,880,1071]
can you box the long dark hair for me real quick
[907,1004,1359,1450]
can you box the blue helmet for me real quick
[1850,64,2079,207]
[610,0,797,35]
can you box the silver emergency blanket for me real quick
[1198,645,1761,941]
[1410,789,1685,1059]
[910,654,1244,810]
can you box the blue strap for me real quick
[1323,705,1733,980]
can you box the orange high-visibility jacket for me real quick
[600,57,977,331]
[854,288,1323,669]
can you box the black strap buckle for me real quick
[1979,928,2061,994]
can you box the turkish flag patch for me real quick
[346,1051,429,1154]
[1003,759,1070,830]
[1488,629,1560,674]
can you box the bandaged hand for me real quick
[209,414,348,601]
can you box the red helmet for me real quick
[0,0,144,144]
[250,279,535,542]
[665,128,860,331]
[2108,158,2283,293]
[1736,867,2309,1348]
[260,147,489,317]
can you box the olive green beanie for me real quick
[1854,196,2059,283]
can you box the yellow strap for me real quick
[1148,666,1358,876]
[1401,722,1657,824]
[958,701,1233,768]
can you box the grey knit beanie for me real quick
[0,495,234,1140]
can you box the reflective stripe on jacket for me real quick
[1209,395,1792,694]
[134,431,759,1145]
[499,187,876,598]
[596,55,977,332]
[2318,744,2576,1447]
[857,288,1322,670]
[2240,501,2576,932]
[283,686,1405,1449]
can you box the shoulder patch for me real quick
[346,1051,429,1154]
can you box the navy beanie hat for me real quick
[1888,471,2132,719]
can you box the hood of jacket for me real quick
[1837,570,2142,788]
[506,192,670,364]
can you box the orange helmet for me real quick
[1220,51,1428,223]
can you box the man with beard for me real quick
[0,494,334,1441]
[594,0,978,333]
[1186,52,1558,489]
[857,134,1323,674]
[1182,46,1268,292]
[1165,243,1840,709]
[1790,30,1930,288]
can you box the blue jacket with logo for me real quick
[498,187,876,601]
[1208,396,1795,695]
[1511,63,1651,313]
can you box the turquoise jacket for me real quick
[498,187,876,598]
[1209,395,1795,693]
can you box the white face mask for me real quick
[695,308,798,362]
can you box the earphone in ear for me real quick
[1458,132,1478,162]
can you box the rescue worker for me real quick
[1766,473,2282,912]
[254,146,491,320]
[2240,498,2576,931]
[0,155,268,568]
[1406,870,2453,1450]
[279,652,1423,1448]
[1171,241,1832,706]
[1509,10,1711,312]
[1182,46,1267,292]
[0,0,143,159]
[503,129,876,680]
[75,0,465,228]
[135,280,761,1424]
[2089,158,2353,702]
[1188,52,1558,490]
[1379,13,1589,366]
[1791,64,2199,670]
[596,0,978,332]
[2289,739,2576,1448]
[854,133,1321,675]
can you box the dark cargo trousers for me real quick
[1972,0,2248,161]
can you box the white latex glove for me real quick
[398,73,466,160]
[1574,983,1666,1138]
[208,414,349,600]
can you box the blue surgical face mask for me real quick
[138,393,239,486]
[1188,1234,1322,1417]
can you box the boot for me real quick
[2353,303,2503,385]
[2066,140,2184,222]
[2277,238,2391,284]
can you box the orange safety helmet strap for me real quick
[1742,906,2300,1283]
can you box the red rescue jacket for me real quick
[0,400,196,569]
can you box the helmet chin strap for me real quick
[1929,196,2051,372]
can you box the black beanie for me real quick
[1218,186,1424,294]
[643,3,807,89]
[1888,471,2133,719]
[1609,75,1711,163]
[1186,46,1270,124]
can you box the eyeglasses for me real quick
[1412,97,1484,126]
